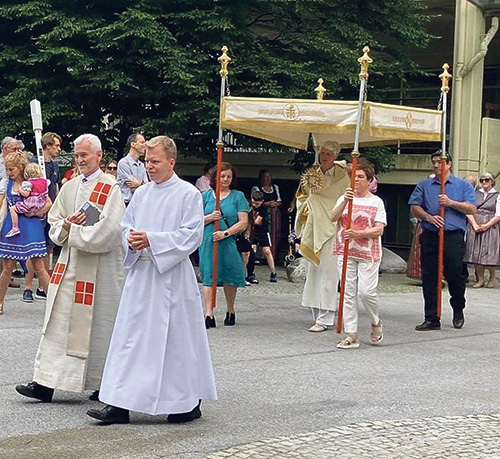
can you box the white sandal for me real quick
[371,322,383,345]
[337,333,360,349]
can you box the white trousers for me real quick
[337,256,381,334]
[310,307,335,326]
[301,237,338,326]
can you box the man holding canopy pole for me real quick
[409,150,476,331]
[295,141,349,332]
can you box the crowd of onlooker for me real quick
[1,133,499,343]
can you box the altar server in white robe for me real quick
[87,135,217,425]
[15,134,125,403]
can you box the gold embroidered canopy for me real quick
[221,96,442,150]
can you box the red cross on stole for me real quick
[74,281,95,306]
[89,182,112,206]
[50,262,66,285]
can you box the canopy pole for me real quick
[313,78,327,163]
[437,63,452,320]
[211,46,231,311]
[337,47,372,334]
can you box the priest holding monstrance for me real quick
[295,140,349,332]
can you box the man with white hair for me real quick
[295,141,349,332]
[16,134,125,402]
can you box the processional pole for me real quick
[211,46,231,310]
[313,78,327,162]
[30,99,47,179]
[336,46,372,334]
[437,63,452,319]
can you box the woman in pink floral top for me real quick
[331,161,387,349]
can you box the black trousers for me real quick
[420,230,467,323]
[246,248,256,278]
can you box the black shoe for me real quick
[452,311,465,329]
[205,315,216,329]
[86,405,130,425]
[89,390,100,401]
[415,320,441,331]
[22,289,34,303]
[223,312,235,326]
[35,288,47,300]
[15,381,54,402]
[246,275,259,285]
[167,400,202,423]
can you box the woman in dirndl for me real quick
[0,153,51,314]
[464,172,500,288]
[251,169,282,260]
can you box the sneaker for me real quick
[245,280,251,286]
[5,228,20,238]
[269,272,277,283]
[22,289,34,303]
[35,288,47,300]
[12,269,25,278]
[246,276,259,285]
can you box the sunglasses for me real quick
[107,167,117,171]
[479,178,491,183]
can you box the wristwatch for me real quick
[224,231,229,238]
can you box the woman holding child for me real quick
[0,152,51,314]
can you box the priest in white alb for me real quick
[87,135,217,425]
[295,141,349,332]
[15,134,125,403]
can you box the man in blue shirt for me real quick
[408,151,476,331]
[117,133,148,205]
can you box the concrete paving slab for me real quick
[0,267,499,458]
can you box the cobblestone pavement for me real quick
[204,414,500,458]
[239,264,423,295]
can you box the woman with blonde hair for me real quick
[0,153,51,314]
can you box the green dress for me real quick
[199,190,249,287]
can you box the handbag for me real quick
[234,233,252,253]
[221,213,252,253]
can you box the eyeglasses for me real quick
[479,178,491,183]
[107,167,117,171]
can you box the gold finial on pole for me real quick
[439,63,452,94]
[218,46,231,77]
[314,78,326,100]
[358,46,373,81]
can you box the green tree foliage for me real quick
[0,0,433,158]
